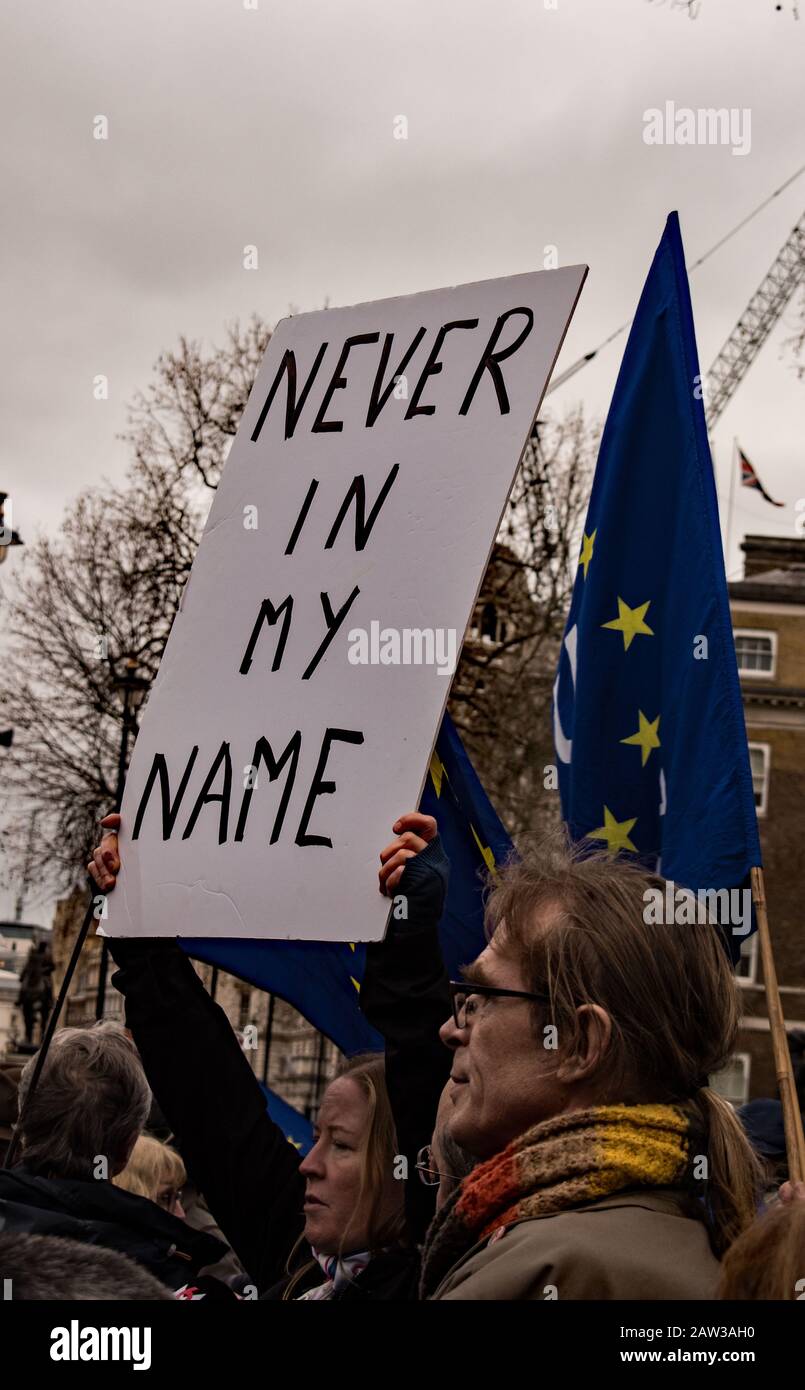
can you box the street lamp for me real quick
[0,491,23,565]
[1,492,23,744]
[95,656,149,1019]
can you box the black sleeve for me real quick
[109,937,305,1292]
[360,837,452,1244]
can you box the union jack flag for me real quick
[738,446,784,507]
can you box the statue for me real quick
[17,940,54,1046]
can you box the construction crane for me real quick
[544,198,805,415]
[704,211,805,426]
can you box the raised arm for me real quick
[366,812,452,1243]
[90,815,305,1292]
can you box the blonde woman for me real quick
[113,1134,187,1218]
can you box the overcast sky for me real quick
[1,0,803,921]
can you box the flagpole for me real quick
[724,437,737,571]
[750,865,805,1181]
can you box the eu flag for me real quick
[553,213,760,917]
[260,1084,314,1155]
[182,713,510,1054]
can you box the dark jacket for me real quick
[108,837,451,1299]
[0,1166,225,1290]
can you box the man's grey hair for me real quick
[16,1022,151,1180]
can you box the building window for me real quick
[710,1053,751,1107]
[734,630,776,679]
[238,989,251,1030]
[748,743,770,817]
[735,934,758,987]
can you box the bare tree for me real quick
[1,318,274,893]
[0,466,209,889]
[449,408,599,838]
[124,315,271,493]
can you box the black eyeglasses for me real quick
[449,979,550,1028]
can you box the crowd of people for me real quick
[0,809,803,1301]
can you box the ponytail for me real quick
[692,1088,763,1255]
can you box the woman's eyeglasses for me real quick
[448,979,550,1029]
[414,1145,463,1187]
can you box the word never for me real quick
[251,307,535,441]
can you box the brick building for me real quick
[726,534,805,1103]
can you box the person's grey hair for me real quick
[16,1022,151,1180]
[0,1232,172,1300]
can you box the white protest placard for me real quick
[106,267,586,940]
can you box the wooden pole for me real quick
[751,865,805,1181]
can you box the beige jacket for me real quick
[429,1189,720,1300]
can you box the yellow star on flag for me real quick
[588,806,638,855]
[578,529,596,579]
[621,711,661,767]
[602,597,654,651]
[470,824,496,876]
[348,940,361,992]
[429,750,444,798]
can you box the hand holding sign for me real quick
[378,813,438,895]
[92,809,438,902]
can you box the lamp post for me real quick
[1,491,23,745]
[95,657,149,1019]
[0,491,23,565]
[262,993,275,1086]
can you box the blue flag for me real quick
[182,713,511,1053]
[260,1083,314,1156]
[553,212,760,926]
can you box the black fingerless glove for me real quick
[388,835,450,936]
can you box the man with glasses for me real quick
[416,840,743,1301]
[439,957,560,1164]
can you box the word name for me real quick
[133,728,363,846]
